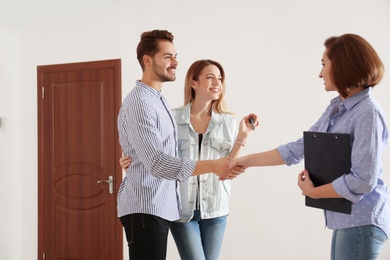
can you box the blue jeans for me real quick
[331,225,388,260]
[120,213,170,260]
[170,210,227,260]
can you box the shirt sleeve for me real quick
[332,108,385,203]
[276,138,303,166]
[276,105,333,166]
[125,99,195,181]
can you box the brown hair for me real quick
[136,30,174,71]
[324,33,384,98]
[184,59,234,115]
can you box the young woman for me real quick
[228,34,389,259]
[121,59,257,260]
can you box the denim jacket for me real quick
[172,103,238,222]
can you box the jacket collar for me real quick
[175,103,224,126]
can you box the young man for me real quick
[117,30,240,260]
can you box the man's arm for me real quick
[193,158,242,180]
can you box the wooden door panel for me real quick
[38,60,122,260]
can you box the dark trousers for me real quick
[120,213,170,260]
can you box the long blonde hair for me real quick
[183,59,234,116]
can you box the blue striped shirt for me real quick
[117,81,196,221]
[277,87,390,235]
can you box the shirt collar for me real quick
[343,87,371,110]
[135,80,162,98]
[330,87,371,111]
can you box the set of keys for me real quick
[249,117,256,130]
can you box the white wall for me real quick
[1,0,389,259]
[0,28,21,260]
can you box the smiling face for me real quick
[319,50,338,92]
[150,40,178,82]
[192,64,222,102]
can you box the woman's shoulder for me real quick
[171,105,187,115]
[171,105,191,124]
[212,112,236,125]
[171,107,180,115]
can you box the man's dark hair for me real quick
[136,30,174,70]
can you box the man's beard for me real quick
[152,63,176,82]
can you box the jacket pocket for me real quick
[210,139,232,153]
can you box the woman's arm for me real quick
[228,149,286,169]
[228,113,258,159]
[298,169,342,199]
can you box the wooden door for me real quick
[37,59,122,260]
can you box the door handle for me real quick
[97,175,113,194]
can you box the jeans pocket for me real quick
[370,225,388,243]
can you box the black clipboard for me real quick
[303,131,352,214]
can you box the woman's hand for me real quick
[298,169,316,198]
[238,113,259,138]
[227,154,252,170]
[213,157,245,180]
[119,155,132,171]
